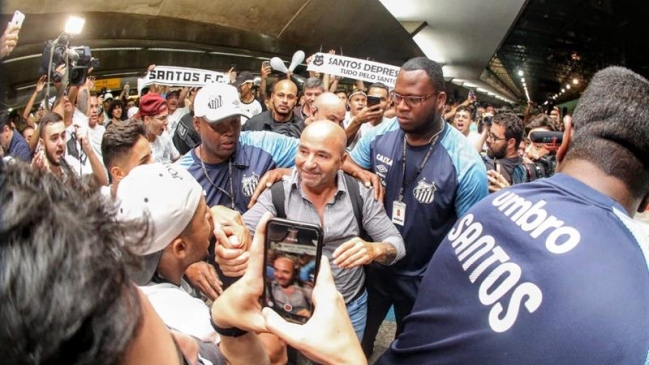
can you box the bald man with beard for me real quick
[244,120,405,340]
[243,79,303,138]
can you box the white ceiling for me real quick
[378,0,527,103]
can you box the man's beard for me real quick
[45,148,62,166]
[487,144,507,159]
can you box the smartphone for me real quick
[469,90,476,101]
[262,60,271,69]
[263,218,323,324]
[367,95,381,107]
[11,11,25,28]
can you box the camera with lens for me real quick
[39,36,69,83]
[38,36,98,86]
[523,154,558,180]
[522,130,564,181]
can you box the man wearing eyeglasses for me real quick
[138,92,181,164]
[346,57,488,357]
[483,113,528,192]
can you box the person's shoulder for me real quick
[176,149,197,169]
[440,125,485,172]
[242,111,270,130]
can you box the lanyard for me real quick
[398,126,444,202]
[199,145,235,210]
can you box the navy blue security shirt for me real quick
[377,173,649,364]
[178,131,298,213]
[350,118,487,276]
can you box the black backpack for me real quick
[270,173,370,240]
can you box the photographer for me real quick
[524,113,561,179]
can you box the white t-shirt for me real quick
[466,131,482,147]
[240,98,264,125]
[168,107,190,136]
[140,281,220,343]
[88,124,106,160]
[151,131,180,164]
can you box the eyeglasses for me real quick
[487,132,507,142]
[389,91,436,108]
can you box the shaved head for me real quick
[302,120,347,155]
[313,93,347,126]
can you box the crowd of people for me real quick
[2,19,649,365]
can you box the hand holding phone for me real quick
[263,218,323,324]
[366,95,381,107]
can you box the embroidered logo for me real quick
[241,173,259,197]
[376,165,388,174]
[413,178,436,204]
[208,95,222,110]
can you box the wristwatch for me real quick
[210,318,248,337]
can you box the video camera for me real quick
[39,35,99,86]
[523,130,564,180]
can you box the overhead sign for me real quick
[92,78,121,91]
[137,66,228,95]
[307,52,400,87]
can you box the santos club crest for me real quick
[413,178,436,204]
[313,54,324,66]
[242,173,260,197]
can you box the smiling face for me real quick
[296,120,346,192]
[273,257,296,288]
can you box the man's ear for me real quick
[169,237,188,260]
[110,165,125,182]
[437,92,447,112]
[556,116,573,164]
[340,151,348,165]
[192,117,201,133]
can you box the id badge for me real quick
[392,201,406,226]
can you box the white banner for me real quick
[137,66,228,95]
[306,53,400,87]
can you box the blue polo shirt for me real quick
[178,131,298,213]
[377,173,649,364]
[7,131,31,162]
[350,118,487,276]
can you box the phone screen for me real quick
[263,218,323,324]
[262,61,271,69]
[367,95,381,107]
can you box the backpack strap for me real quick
[343,173,369,241]
[270,180,286,218]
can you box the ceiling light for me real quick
[572,78,579,85]
[518,70,524,76]
[561,88,565,93]
[521,77,525,82]
[64,16,86,35]
[566,85,571,89]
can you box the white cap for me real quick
[116,163,203,256]
[127,107,139,119]
[193,83,250,124]
[104,92,114,100]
